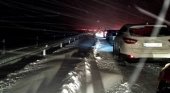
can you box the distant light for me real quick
[95,32,103,37]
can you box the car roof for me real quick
[122,24,168,29]
[130,25,167,29]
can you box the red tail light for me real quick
[128,55,134,58]
[123,37,137,44]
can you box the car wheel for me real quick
[113,42,126,66]
[117,54,127,66]
[113,41,119,55]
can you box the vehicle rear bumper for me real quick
[119,53,170,62]
[120,50,170,58]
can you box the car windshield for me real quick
[129,27,170,36]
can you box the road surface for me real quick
[0,34,164,93]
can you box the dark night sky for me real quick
[0,0,168,32]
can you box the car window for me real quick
[129,27,170,36]
[112,32,116,36]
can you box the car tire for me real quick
[113,41,119,55]
[113,42,127,66]
[117,54,127,66]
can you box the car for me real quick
[157,63,170,93]
[106,30,118,45]
[113,24,170,62]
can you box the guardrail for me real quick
[0,33,88,67]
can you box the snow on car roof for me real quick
[130,25,167,29]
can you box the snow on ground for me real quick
[0,34,165,93]
[0,55,67,93]
[0,38,80,93]
[61,61,85,93]
[0,34,97,93]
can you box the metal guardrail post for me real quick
[60,43,63,48]
[69,40,71,44]
[69,38,71,44]
[43,45,48,56]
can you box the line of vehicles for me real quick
[106,24,170,62]
[105,23,170,92]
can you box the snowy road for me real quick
[94,36,163,93]
[0,34,164,93]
